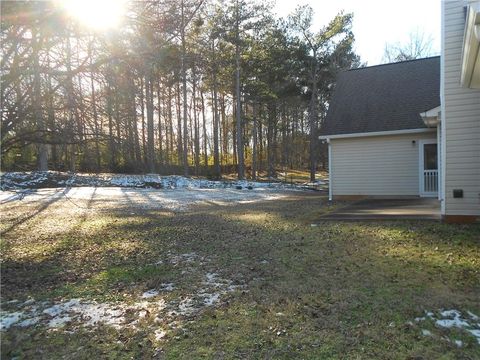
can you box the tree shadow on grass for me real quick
[0,188,69,236]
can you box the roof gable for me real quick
[322,56,441,136]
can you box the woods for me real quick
[1,0,360,180]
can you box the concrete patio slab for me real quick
[320,198,441,221]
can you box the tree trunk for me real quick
[192,68,200,173]
[220,94,227,166]
[33,28,48,171]
[252,102,258,180]
[176,81,183,166]
[106,80,116,170]
[46,49,56,170]
[212,42,220,178]
[267,102,276,178]
[258,106,263,173]
[89,59,100,172]
[167,85,174,166]
[145,71,155,173]
[140,76,147,166]
[200,88,208,167]
[131,75,142,170]
[157,81,163,167]
[66,35,79,172]
[181,0,188,176]
[235,0,244,179]
[309,56,319,182]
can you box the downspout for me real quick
[437,124,442,201]
[440,0,446,216]
[328,139,332,201]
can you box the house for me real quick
[320,0,480,223]
[440,0,480,222]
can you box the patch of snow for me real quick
[421,329,432,336]
[454,339,463,347]
[1,271,244,335]
[171,253,198,265]
[468,329,480,344]
[43,299,79,317]
[160,283,175,292]
[1,171,316,192]
[0,312,23,330]
[76,305,124,327]
[226,284,245,292]
[154,328,167,341]
[205,272,218,284]
[413,309,480,345]
[177,297,197,316]
[142,290,160,299]
[467,311,479,321]
[1,185,293,213]
[17,316,40,327]
[23,299,35,306]
[202,293,220,306]
[48,315,71,328]
[436,318,470,329]
[138,310,149,319]
[303,180,326,186]
[1,297,165,332]
[440,309,462,318]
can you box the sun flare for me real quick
[61,0,126,31]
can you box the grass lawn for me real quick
[1,188,479,359]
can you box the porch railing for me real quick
[424,170,438,193]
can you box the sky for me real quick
[273,0,441,65]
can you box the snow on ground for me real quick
[0,171,321,191]
[0,253,246,339]
[0,186,292,212]
[414,309,480,346]
[0,297,166,331]
[0,172,317,212]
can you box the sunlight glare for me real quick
[61,0,126,31]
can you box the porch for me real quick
[320,198,441,221]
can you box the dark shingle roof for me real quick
[321,56,440,136]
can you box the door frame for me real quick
[419,139,438,197]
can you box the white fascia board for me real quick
[318,128,435,140]
[421,106,441,118]
[420,106,441,127]
[460,2,480,88]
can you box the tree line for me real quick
[1,0,360,180]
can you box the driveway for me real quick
[320,198,441,221]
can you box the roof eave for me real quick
[319,128,435,140]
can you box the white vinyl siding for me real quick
[330,132,436,196]
[442,0,480,216]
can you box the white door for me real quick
[419,140,438,197]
